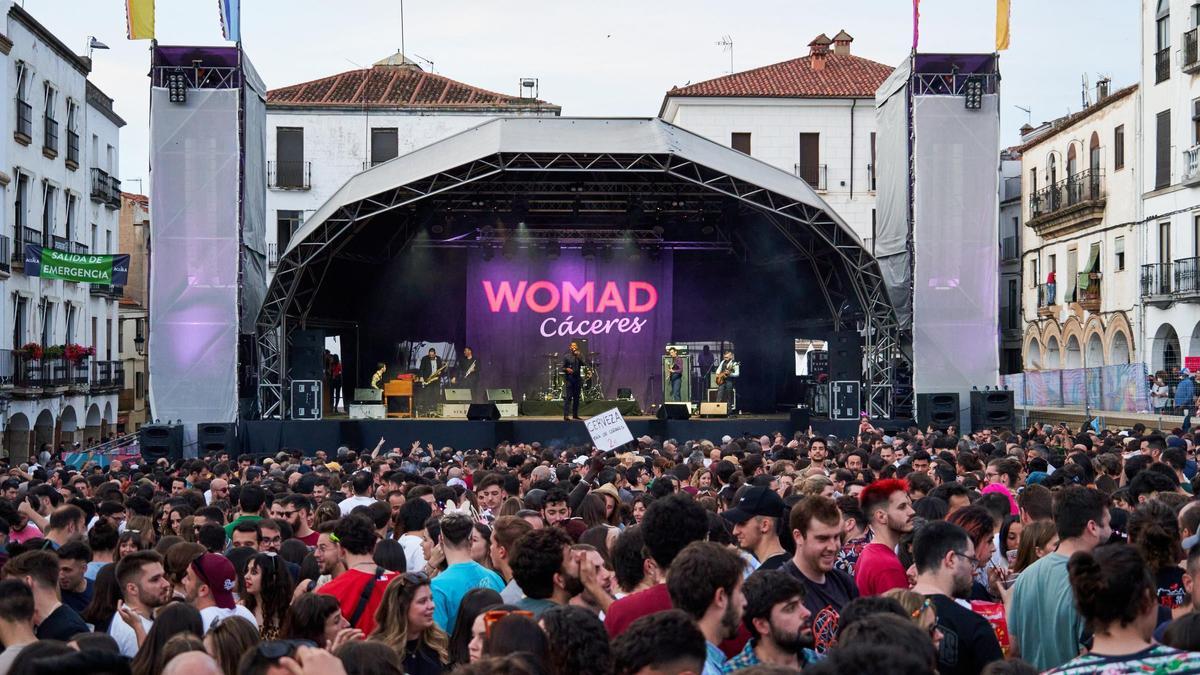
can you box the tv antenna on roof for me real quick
[1014,105,1031,125]
[413,54,435,72]
[716,35,734,73]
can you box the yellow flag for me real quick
[126,0,154,40]
[996,0,1011,51]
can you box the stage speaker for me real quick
[140,424,184,462]
[970,390,1015,431]
[467,403,501,421]
[828,332,863,381]
[617,388,633,400]
[197,423,237,455]
[487,389,514,403]
[789,406,811,432]
[916,392,960,430]
[444,388,472,402]
[699,402,729,418]
[657,403,691,420]
[288,330,325,381]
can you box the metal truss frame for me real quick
[257,151,911,419]
[151,65,242,90]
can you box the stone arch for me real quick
[1104,312,1135,363]
[103,401,114,425]
[1086,331,1104,366]
[59,405,77,432]
[1061,317,1085,347]
[1046,335,1062,370]
[1066,142,1080,176]
[1089,132,1101,173]
[85,404,102,428]
[1040,319,1063,347]
[1024,331,1043,370]
[4,413,30,463]
[32,408,54,455]
[1064,334,1083,369]
[1152,323,1183,373]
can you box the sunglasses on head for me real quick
[483,609,533,637]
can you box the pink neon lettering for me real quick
[483,281,526,313]
[595,282,626,313]
[525,281,560,313]
[627,281,657,312]
[561,281,595,313]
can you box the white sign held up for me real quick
[584,408,635,450]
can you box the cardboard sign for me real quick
[584,407,634,450]
[1186,356,1200,373]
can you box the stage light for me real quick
[167,71,187,104]
[964,76,983,110]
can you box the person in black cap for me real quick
[722,485,789,570]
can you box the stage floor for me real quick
[239,414,869,455]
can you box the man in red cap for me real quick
[184,552,258,633]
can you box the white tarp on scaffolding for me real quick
[911,94,1001,400]
[148,88,240,427]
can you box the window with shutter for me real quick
[1157,110,1172,188]
[798,133,820,186]
[731,132,751,154]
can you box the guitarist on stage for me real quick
[715,349,739,411]
[452,346,481,401]
[417,348,445,415]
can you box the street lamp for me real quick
[133,334,145,356]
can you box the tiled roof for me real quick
[666,53,894,100]
[268,57,559,111]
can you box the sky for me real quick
[26,0,1141,192]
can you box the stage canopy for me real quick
[256,118,908,418]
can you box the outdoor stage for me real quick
[238,414,876,455]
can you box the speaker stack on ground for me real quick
[916,393,960,430]
[970,390,1015,431]
[139,424,184,462]
[467,403,501,421]
[197,423,238,455]
[287,330,325,380]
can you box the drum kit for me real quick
[538,352,604,401]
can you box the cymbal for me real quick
[543,353,559,357]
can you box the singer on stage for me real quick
[562,341,585,420]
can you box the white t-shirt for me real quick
[199,605,258,634]
[399,534,427,572]
[339,495,377,516]
[108,610,154,658]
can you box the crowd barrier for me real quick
[1000,363,1150,413]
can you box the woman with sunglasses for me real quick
[239,552,295,639]
[370,572,448,675]
[466,605,524,665]
[883,588,944,652]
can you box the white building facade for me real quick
[1019,84,1140,373]
[659,32,892,245]
[1000,149,1023,374]
[0,4,121,460]
[264,53,561,279]
[1139,0,1200,381]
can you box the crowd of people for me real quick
[1,417,1200,673]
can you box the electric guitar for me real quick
[715,361,738,386]
[419,362,449,387]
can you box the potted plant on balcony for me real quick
[63,343,95,365]
[15,342,43,360]
[43,345,64,360]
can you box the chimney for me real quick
[808,33,832,71]
[1096,77,1110,101]
[832,30,853,56]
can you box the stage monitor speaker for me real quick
[790,406,811,432]
[617,388,633,400]
[197,423,237,454]
[970,390,1015,431]
[467,403,501,421]
[355,388,382,402]
[699,402,728,418]
[140,424,184,462]
[444,388,472,402]
[288,330,325,381]
[487,389,514,403]
[916,392,960,430]
[657,403,691,420]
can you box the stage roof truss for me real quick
[257,118,909,420]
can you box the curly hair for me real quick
[1128,499,1183,575]
[666,541,745,620]
[1068,543,1154,633]
[541,605,613,675]
[641,493,708,568]
[509,527,572,600]
[611,610,705,675]
[239,553,294,636]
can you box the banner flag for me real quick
[219,0,241,42]
[912,0,921,51]
[126,0,154,40]
[24,246,130,286]
[996,0,1011,51]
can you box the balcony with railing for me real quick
[794,163,828,191]
[106,175,121,208]
[14,100,31,144]
[1001,235,1019,261]
[90,168,111,203]
[11,351,41,391]
[42,116,57,158]
[0,235,11,275]
[13,226,38,266]
[50,236,68,253]
[1027,169,1106,237]
[72,242,88,255]
[268,242,279,268]
[1072,271,1102,312]
[1187,29,1200,74]
[1184,145,1200,186]
[268,160,311,190]
[65,130,79,170]
[1143,261,1175,301]
[92,360,123,392]
[68,358,90,392]
[1157,47,1172,83]
[1036,283,1057,317]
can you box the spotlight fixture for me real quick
[964,76,983,110]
